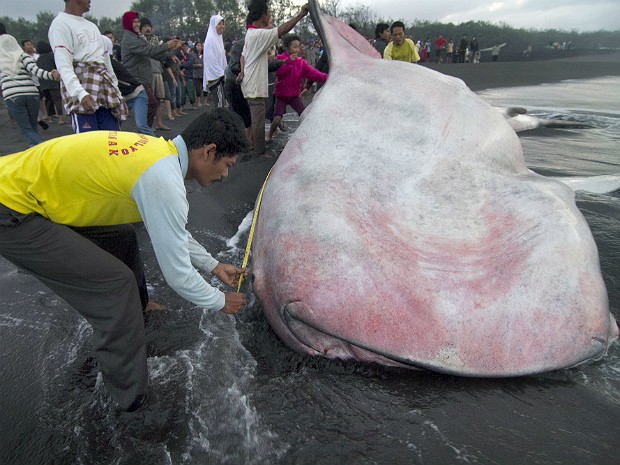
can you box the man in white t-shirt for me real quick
[48,0,126,133]
[239,0,309,157]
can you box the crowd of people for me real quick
[1,2,508,152]
[1,0,506,152]
[371,22,493,64]
[0,1,330,154]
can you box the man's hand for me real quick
[300,4,309,17]
[212,263,247,288]
[221,292,247,314]
[167,38,181,49]
[80,94,97,112]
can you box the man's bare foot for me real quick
[145,301,166,312]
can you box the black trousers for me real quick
[224,79,251,128]
[0,204,148,410]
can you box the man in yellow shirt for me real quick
[383,21,420,63]
[0,108,249,411]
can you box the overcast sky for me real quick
[3,0,619,32]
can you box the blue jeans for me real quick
[125,90,155,136]
[166,80,182,109]
[5,94,42,147]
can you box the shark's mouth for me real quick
[282,302,421,370]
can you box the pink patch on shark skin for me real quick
[325,15,381,59]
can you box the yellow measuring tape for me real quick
[237,167,273,291]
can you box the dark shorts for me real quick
[71,107,120,133]
[273,95,305,118]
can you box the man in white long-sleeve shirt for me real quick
[0,108,250,411]
[239,0,309,156]
[48,0,127,132]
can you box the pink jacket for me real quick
[274,52,327,98]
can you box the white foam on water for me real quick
[579,347,620,406]
[170,309,287,463]
[0,313,51,330]
[477,76,620,116]
[226,210,254,250]
[424,419,479,463]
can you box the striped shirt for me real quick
[0,53,54,101]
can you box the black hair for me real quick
[181,108,250,158]
[21,39,32,47]
[0,22,6,35]
[36,40,52,54]
[390,21,405,33]
[140,18,152,29]
[348,23,358,31]
[247,0,269,23]
[282,34,300,48]
[375,22,389,38]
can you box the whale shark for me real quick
[249,0,619,375]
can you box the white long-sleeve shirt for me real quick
[48,11,117,103]
[131,135,225,310]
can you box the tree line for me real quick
[2,0,619,56]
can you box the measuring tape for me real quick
[237,167,273,291]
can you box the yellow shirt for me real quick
[0,130,177,226]
[383,38,420,63]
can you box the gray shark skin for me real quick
[250,0,619,375]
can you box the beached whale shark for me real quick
[249,0,619,375]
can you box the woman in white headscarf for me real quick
[203,14,227,107]
[0,30,59,147]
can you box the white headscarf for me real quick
[203,14,227,82]
[0,34,26,77]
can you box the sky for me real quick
[2,0,619,32]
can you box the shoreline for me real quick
[423,51,620,91]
